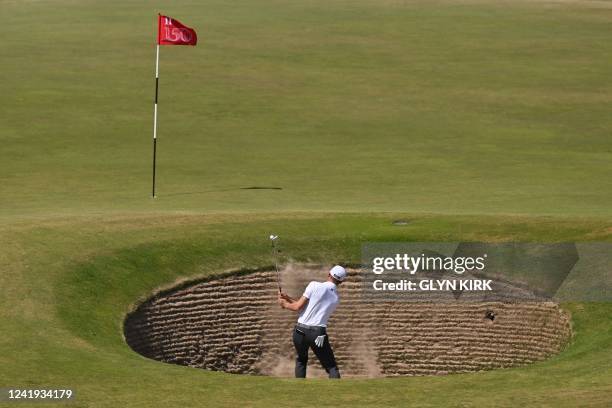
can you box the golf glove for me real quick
[314,335,326,348]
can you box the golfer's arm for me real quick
[280,293,296,302]
[283,296,308,312]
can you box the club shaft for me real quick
[272,242,280,290]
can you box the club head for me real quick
[269,235,278,241]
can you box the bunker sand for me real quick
[125,265,571,377]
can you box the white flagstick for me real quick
[152,43,160,198]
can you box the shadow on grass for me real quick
[162,186,283,197]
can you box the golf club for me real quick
[269,234,280,291]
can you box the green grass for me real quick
[2,0,612,217]
[1,214,611,407]
[1,0,611,406]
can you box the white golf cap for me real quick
[329,265,347,282]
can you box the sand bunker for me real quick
[124,265,571,377]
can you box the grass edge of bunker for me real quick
[0,213,608,407]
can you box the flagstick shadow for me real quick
[162,186,283,198]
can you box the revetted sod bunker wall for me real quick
[124,266,572,377]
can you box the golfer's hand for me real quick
[314,335,326,348]
[279,292,292,301]
[277,293,289,308]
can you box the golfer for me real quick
[277,265,347,379]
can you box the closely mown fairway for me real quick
[1,0,611,407]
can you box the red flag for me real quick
[157,15,197,46]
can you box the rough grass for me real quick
[1,214,611,407]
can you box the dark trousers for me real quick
[292,325,340,379]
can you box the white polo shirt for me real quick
[297,281,339,327]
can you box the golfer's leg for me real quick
[312,336,340,379]
[292,328,309,378]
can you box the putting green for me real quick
[2,0,612,218]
